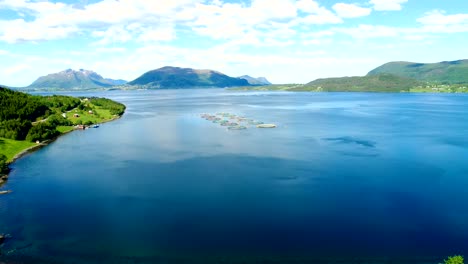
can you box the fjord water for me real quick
[1,90,468,263]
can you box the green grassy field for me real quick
[0,105,119,164]
[68,106,116,125]
[0,104,119,162]
[0,137,37,162]
[56,126,75,133]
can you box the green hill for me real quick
[128,66,249,88]
[367,60,468,84]
[296,73,421,92]
[27,69,126,90]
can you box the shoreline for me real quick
[9,115,122,164]
[0,115,123,189]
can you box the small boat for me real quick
[92,124,100,128]
[257,124,276,128]
[0,190,12,195]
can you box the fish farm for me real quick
[200,113,276,130]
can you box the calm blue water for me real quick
[1,90,468,263]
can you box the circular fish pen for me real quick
[256,124,276,128]
[228,126,247,130]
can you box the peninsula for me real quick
[0,87,125,185]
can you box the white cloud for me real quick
[299,14,342,24]
[0,0,198,43]
[190,0,300,41]
[91,23,177,46]
[296,0,342,24]
[296,0,322,13]
[417,10,468,25]
[416,10,468,34]
[335,24,400,38]
[370,0,408,11]
[301,30,335,38]
[332,3,372,18]
[0,19,78,43]
[137,26,176,42]
[190,3,249,39]
[4,63,32,75]
[0,0,346,45]
[302,39,324,45]
[91,26,133,46]
[300,30,334,46]
[251,0,297,21]
[95,47,127,53]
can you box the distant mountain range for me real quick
[128,66,250,88]
[367,59,468,84]
[238,75,271,85]
[22,67,269,90]
[238,59,468,93]
[298,59,468,92]
[17,59,468,91]
[27,69,127,90]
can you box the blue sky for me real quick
[0,0,467,86]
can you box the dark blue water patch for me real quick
[323,137,376,148]
[439,137,468,148]
[336,151,379,157]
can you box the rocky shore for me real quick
[0,174,7,187]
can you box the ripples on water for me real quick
[1,90,467,263]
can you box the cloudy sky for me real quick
[0,0,467,86]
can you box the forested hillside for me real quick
[0,87,81,142]
[0,87,125,170]
[367,60,468,84]
[300,74,421,92]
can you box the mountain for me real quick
[104,78,127,86]
[297,73,421,92]
[368,59,468,84]
[27,69,126,89]
[128,66,249,88]
[238,75,271,85]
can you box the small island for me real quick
[0,86,125,185]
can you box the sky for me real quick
[0,0,467,87]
